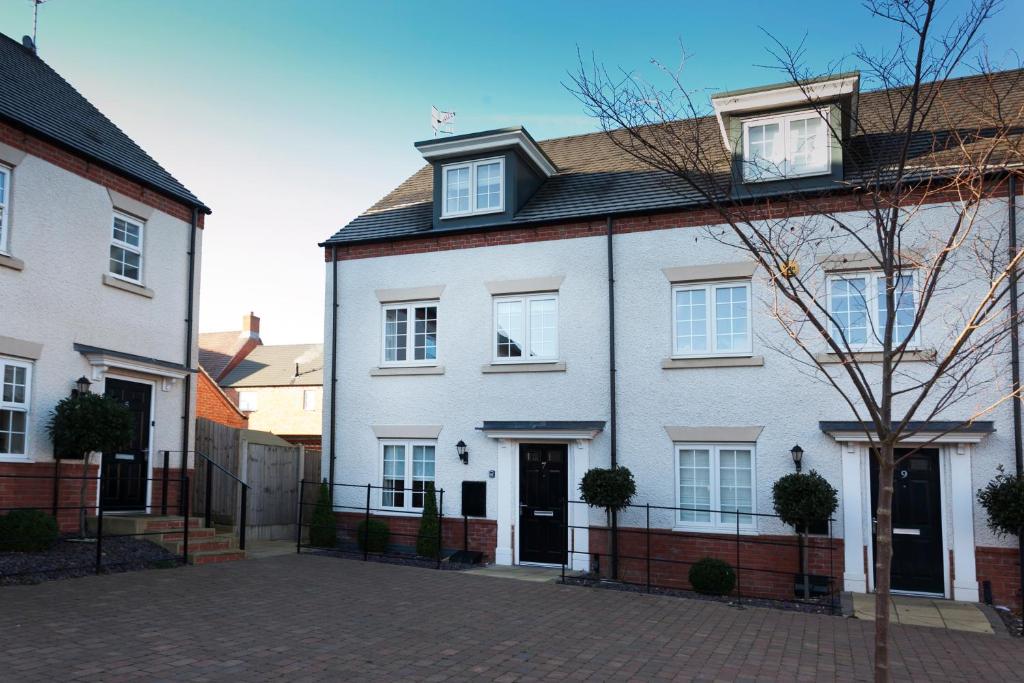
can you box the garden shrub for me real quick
[0,509,58,552]
[688,557,736,595]
[579,466,637,514]
[772,470,838,531]
[357,518,390,553]
[309,480,338,548]
[416,483,440,559]
[978,466,1024,538]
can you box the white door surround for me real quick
[829,428,988,602]
[480,422,602,571]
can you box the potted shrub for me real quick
[978,466,1024,539]
[309,480,337,548]
[416,482,440,559]
[46,393,132,536]
[772,470,838,599]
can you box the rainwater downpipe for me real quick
[180,207,198,473]
[1008,174,1023,608]
[607,216,619,580]
[329,245,339,493]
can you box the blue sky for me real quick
[1,0,1019,343]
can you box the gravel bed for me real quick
[304,547,476,571]
[994,606,1023,637]
[559,574,840,615]
[0,536,180,586]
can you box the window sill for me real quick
[370,365,445,377]
[813,349,935,364]
[0,252,25,271]
[102,273,154,298]
[672,525,760,536]
[662,356,764,370]
[0,454,33,464]
[481,362,566,374]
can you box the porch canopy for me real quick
[819,420,994,443]
[477,421,605,440]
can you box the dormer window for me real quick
[441,157,504,218]
[742,110,830,182]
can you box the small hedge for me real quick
[688,557,736,595]
[356,519,390,553]
[0,509,59,552]
[309,480,337,548]
[978,466,1024,538]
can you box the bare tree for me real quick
[569,1,1022,680]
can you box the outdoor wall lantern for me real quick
[790,444,804,473]
[456,440,469,465]
[72,376,92,397]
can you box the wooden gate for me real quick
[194,418,304,541]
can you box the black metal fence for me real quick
[0,471,192,581]
[296,480,447,567]
[562,499,839,612]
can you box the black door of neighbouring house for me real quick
[871,448,944,594]
[519,443,568,564]
[101,378,151,511]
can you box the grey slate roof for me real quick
[0,33,209,213]
[324,69,1024,246]
[221,344,323,388]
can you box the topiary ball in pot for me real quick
[579,466,637,514]
[688,557,736,595]
[0,509,59,552]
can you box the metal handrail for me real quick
[162,449,249,550]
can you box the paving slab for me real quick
[850,592,995,634]
[1,555,1021,681]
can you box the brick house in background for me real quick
[198,312,262,382]
[0,33,209,529]
[196,367,248,429]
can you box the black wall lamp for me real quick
[72,376,91,397]
[456,440,469,465]
[790,444,804,473]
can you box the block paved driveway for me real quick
[1,554,1022,682]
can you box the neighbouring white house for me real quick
[0,32,209,529]
[320,69,1024,608]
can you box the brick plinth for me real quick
[334,512,497,562]
[976,546,1022,611]
[0,461,98,532]
[588,525,844,602]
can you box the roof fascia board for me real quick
[416,130,557,177]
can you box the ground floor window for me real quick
[381,440,436,510]
[675,443,755,530]
[0,357,31,458]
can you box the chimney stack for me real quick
[242,312,260,338]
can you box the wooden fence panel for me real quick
[193,418,240,525]
[302,448,323,507]
[245,442,300,540]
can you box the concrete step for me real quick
[188,548,247,565]
[86,515,203,536]
[161,528,218,542]
[159,534,237,555]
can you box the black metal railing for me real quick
[0,471,191,580]
[296,480,445,567]
[161,450,249,551]
[560,499,838,613]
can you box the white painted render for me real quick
[324,197,1019,596]
[0,151,200,475]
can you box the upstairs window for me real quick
[828,271,919,349]
[109,212,144,283]
[493,293,558,363]
[742,110,830,182]
[672,282,752,357]
[382,301,438,366]
[0,357,31,458]
[441,158,504,217]
[0,165,10,254]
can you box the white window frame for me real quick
[0,356,32,461]
[378,439,436,511]
[671,281,753,358]
[0,164,11,255]
[491,293,559,364]
[380,300,439,367]
[742,109,830,182]
[109,211,145,284]
[440,157,505,218]
[826,270,921,351]
[302,389,317,411]
[673,443,757,532]
[238,391,258,412]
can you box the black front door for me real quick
[519,444,568,564]
[871,448,944,594]
[101,378,151,511]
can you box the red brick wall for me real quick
[0,119,204,225]
[588,526,844,602]
[0,461,98,532]
[196,371,248,429]
[976,546,1021,610]
[150,468,192,516]
[335,512,497,562]
[326,185,1018,262]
